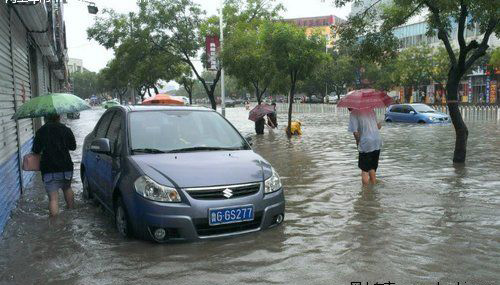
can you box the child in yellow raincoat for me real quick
[289,120,302,135]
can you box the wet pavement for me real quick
[0,107,499,284]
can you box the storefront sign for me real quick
[490,82,497,104]
[486,76,490,103]
[468,77,473,103]
[205,36,220,70]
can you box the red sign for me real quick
[205,36,220,70]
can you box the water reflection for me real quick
[0,107,499,284]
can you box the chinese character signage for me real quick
[205,36,220,71]
[490,81,497,104]
[486,76,490,103]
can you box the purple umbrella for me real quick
[248,103,275,122]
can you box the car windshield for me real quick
[129,110,249,153]
[412,104,435,113]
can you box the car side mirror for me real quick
[245,136,253,146]
[90,138,111,154]
[410,111,416,115]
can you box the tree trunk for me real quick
[446,76,468,164]
[287,80,296,137]
[256,88,261,105]
[208,89,217,110]
[153,85,159,94]
[188,92,192,105]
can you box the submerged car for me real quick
[81,105,285,243]
[102,99,120,109]
[385,103,450,124]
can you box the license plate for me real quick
[208,205,254,226]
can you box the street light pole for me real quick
[220,0,226,117]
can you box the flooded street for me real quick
[1,107,499,284]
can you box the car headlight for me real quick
[134,176,181,202]
[264,168,282,194]
[430,117,439,122]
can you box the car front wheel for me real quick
[115,196,132,238]
[82,173,92,200]
[385,118,392,122]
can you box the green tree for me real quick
[70,70,99,99]
[430,47,451,88]
[329,53,358,97]
[395,45,433,101]
[222,20,280,104]
[88,9,183,102]
[262,22,327,136]
[334,0,500,163]
[490,47,500,68]
[136,0,223,109]
[175,65,196,104]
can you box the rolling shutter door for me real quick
[11,11,35,189]
[11,13,34,147]
[0,3,21,233]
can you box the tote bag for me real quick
[22,153,40,171]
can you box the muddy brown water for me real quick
[0,107,499,284]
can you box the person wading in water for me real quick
[348,108,382,185]
[33,114,77,216]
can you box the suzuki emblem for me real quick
[222,188,233,198]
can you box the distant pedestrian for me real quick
[348,109,382,185]
[255,117,265,134]
[267,102,278,129]
[32,114,77,216]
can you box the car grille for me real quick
[194,213,262,236]
[185,183,261,200]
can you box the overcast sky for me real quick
[65,0,352,73]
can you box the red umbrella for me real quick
[248,103,275,122]
[142,93,184,105]
[338,89,393,112]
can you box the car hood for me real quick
[129,150,272,188]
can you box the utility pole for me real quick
[325,34,329,98]
[220,0,226,117]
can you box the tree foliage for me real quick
[262,22,327,135]
[70,70,99,99]
[222,20,281,104]
[490,47,500,68]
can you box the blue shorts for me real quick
[43,171,73,194]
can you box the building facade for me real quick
[68,58,84,74]
[284,15,346,48]
[349,0,499,104]
[392,21,499,104]
[0,1,68,233]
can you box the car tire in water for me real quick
[115,196,132,238]
[386,119,392,122]
[82,173,92,200]
[418,120,426,124]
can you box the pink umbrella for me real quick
[248,103,275,122]
[338,89,393,112]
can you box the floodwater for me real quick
[0,107,499,284]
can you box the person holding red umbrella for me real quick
[338,89,393,185]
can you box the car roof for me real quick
[109,105,214,113]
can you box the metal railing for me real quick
[275,103,500,121]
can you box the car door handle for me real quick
[96,154,101,161]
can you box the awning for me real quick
[14,3,57,62]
